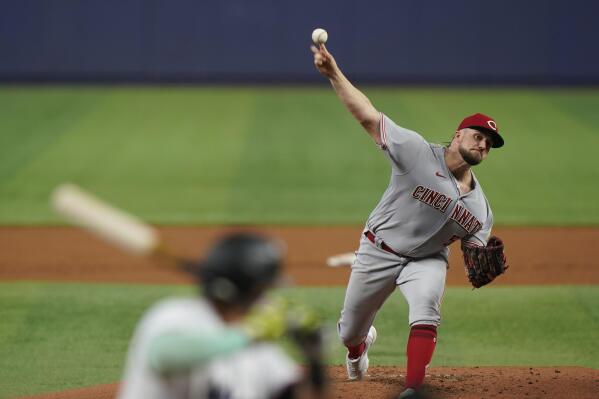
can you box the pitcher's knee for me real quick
[407,293,442,326]
[408,308,441,326]
[338,322,369,347]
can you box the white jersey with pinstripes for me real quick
[365,113,493,259]
[117,297,300,399]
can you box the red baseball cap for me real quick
[457,113,504,148]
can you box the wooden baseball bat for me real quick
[51,183,187,268]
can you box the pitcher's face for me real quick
[456,128,492,165]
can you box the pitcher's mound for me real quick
[329,366,599,398]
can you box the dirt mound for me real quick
[17,367,599,399]
[329,366,599,398]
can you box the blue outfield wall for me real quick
[1,0,598,84]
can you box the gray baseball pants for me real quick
[338,233,447,347]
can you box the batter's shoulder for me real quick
[141,297,217,328]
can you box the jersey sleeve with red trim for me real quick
[379,113,429,174]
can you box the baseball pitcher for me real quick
[311,42,508,398]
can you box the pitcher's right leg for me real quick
[338,267,397,347]
[337,235,408,379]
[338,267,396,380]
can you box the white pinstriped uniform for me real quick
[118,297,300,399]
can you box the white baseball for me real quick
[311,28,328,45]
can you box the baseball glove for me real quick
[461,236,508,288]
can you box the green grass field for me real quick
[1,86,598,398]
[1,86,598,225]
[0,282,598,398]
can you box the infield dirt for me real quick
[15,367,599,399]
[1,226,598,286]
[2,226,598,399]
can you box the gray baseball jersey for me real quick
[366,113,493,259]
[118,297,300,399]
[338,113,495,343]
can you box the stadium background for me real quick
[1,1,598,398]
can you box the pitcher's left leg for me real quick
[397,255,447,390]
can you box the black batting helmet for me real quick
[193,233,284,305]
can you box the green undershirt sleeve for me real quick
[148,328,250,374]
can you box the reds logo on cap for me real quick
[458,113,504,148]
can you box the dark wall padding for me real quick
[1,0,597,84]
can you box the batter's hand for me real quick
[311,44,338,79]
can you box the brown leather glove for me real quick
[461,236,508,288]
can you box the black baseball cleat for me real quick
[397,387,432,399]
[398,388,417,398]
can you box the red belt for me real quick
[365,231,402,257]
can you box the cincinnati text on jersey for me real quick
[412,185,483,235]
